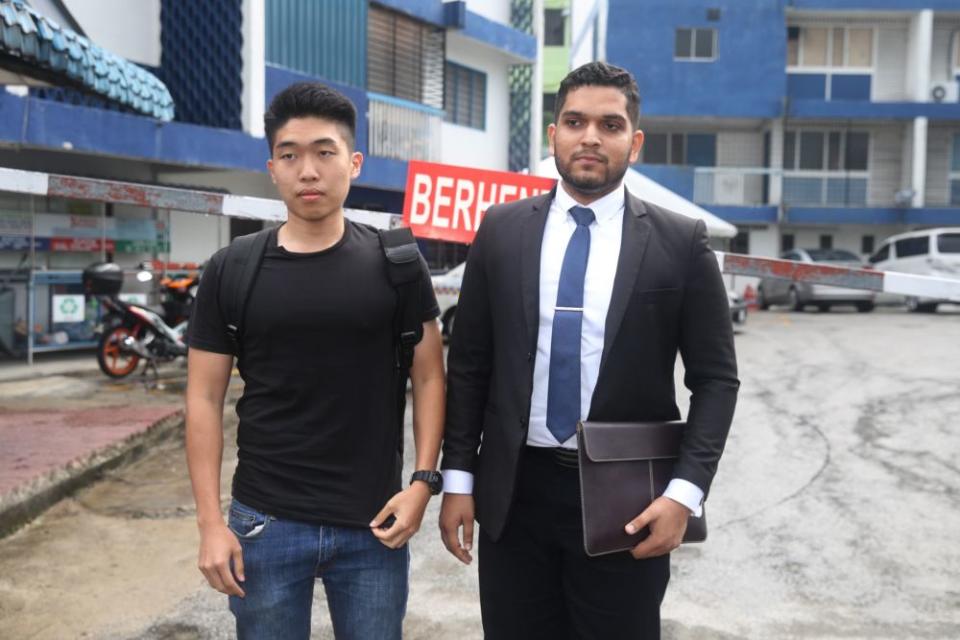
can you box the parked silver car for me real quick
[757,248,875,312]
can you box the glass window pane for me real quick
[848,28,873,67]
[782,233,795,251]
[675,29,692,58]
[896,236,930,258]
[544,9,565,46]
[783,131,796,169]
[845,132,869,170]
[695,29,715,59]
[952,134,960,172]
[869,244,889,263]
[643,134,668,164]
[938,233,960,253]
[799,132,824,170]
[861,235,874,254]
[787,27,800,66]
[832,28,845,66]
[827,131,842,170]
[671,134,686,165]
[802,27,828,66]
[686,133,717,166]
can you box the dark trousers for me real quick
[478,446,670,640]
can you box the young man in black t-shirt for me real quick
[185,83,445,640]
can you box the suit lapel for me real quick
[520,189,554,352]
[599,192,651,373]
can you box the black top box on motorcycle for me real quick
[82,262,124,296]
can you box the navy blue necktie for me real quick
[546,205,595,443]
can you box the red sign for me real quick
[402,161,556,244]
[50,237,115,252]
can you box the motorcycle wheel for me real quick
[97,325,143,378]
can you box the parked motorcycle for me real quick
[82,263,197,379]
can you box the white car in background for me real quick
[433,261,746,338]
[868,228,960,312]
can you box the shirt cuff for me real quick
[441,469,474,494]
[663,479,704,517]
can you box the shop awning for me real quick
[0,0,174,121]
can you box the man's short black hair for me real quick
[555,62,641,129]
[264,82,357,152]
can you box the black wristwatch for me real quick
[410,470,443,495]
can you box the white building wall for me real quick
[749,226,779,258]
[874,27,909,101]
[61,0,161,67]
[168,212,227,264]
[441,33,512,171]
[463,0,512,26]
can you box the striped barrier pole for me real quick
[2,166,958,301]
[715,252,960,303]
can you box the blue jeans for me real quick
[227,498,409,640]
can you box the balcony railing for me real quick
[782,171,868,207]
[693,167,872,207]
[368,92,443,162]
[693,168,775,206]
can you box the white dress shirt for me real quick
[443,183,704,517]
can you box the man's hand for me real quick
[198,522,245,597]
[370,482,432,549]
[625,496,691,560]
[438,493,475,564]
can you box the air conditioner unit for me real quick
[714,172,746,205]
[930,81,959,103]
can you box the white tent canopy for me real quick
[535,157,737,239]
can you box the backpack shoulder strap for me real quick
[218,227,272,355]
[378,227,423,370]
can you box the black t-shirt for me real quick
[189,221,439,528]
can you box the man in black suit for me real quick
[438,62,739,639]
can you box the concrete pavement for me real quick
[1,307,959,638]
[0,362,185,538]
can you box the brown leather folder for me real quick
[576,421,707,557]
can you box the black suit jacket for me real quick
[441,187,740,541]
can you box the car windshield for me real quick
[806,249,861,262]
[937,233,960,254]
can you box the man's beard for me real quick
[555,152,630,195]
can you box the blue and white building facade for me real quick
[0,0,536,264]
[0,0,535,357]
[607,0,960,263]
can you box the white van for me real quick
[868,228,960,312]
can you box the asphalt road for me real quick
[1,306,958,639]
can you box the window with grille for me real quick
[782,130,868,171]
[367,5,445,109]
[444,62,486,129]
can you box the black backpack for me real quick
[215,224,424,448]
